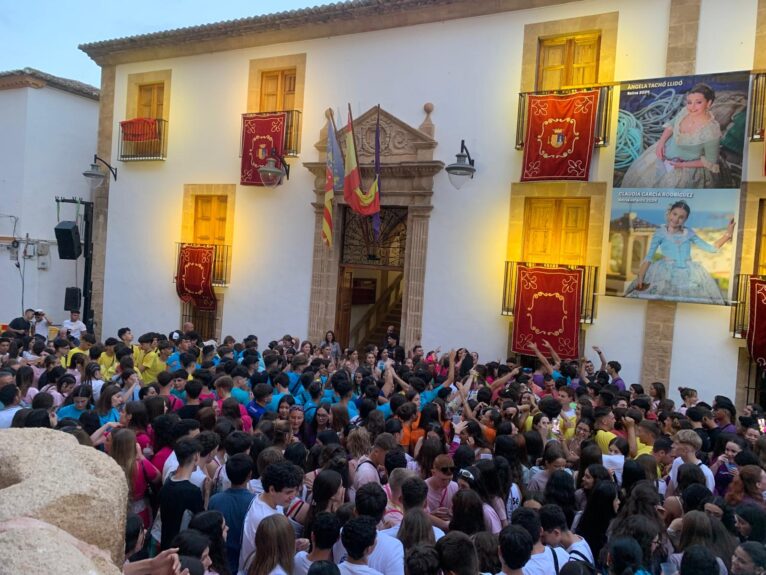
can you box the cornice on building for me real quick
[79,0,577,66]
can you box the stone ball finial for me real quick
[423,102,434,114]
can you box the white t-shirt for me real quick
[293,551,314,575]
[379,524,445,541]
[522,546,570,575]
[239,494,282,571]
[162,453,207,488]
[668,457,715,493]
[62,319,87,339]
[567,537,595,565]
[334,530,404,575]
[340,564,384,575]
[0,405,22,428]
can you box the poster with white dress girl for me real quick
[607,71,749,305]
[614,71,749,189]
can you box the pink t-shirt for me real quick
[151,446,173,476]
[425,478,459,512]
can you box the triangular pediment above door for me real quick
[316,106,437,163]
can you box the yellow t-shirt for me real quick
[66,346,88,367]
[595,429,617,454]
[142,350,166,383]
[633,438,654,459]
[99,352,118,380]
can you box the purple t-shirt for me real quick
[611,377,625,391]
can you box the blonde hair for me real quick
[246,514,295,575]
[109,428,137,499]
[346,427,372,459]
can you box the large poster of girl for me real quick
[607,71,749,305]
[614,71,749,189]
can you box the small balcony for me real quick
[118,118,168,161]
[515,85,614,149]
[175,243,231,287]
[241,110,302,156]
[501,260,599,323]
[731,273,764,338]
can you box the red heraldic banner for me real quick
[511,266,583,359]
[176,245,217,311]
[241,112,287,185]
[521,90,599,182]
[747,277,766,366]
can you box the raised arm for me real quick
[542,340,561,372]
[625,416,638,459]
[592,346,607,372]
[528,342,554,375]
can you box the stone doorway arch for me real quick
[303,104,443,348]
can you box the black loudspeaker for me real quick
[54,221,82,260]
[64,287,82,312]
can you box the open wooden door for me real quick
[335,268,353,347]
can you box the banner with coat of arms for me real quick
[176,245,217,311]
[520,90,599,182]
[511,266,583,359]
[241,112,287,185]
[747,277,766,367]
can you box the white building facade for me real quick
[0,68,99,328]
[81,0,766,408]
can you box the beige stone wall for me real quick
[506,181,606,267]
[520,12,619,93]
[91,65,116,340]
[755,0,766,70]
[665,0,702,76]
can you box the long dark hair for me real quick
[576,480,619,560]
[189,510,231,575]
[544,469,577,528]
[449,489,485,536]
[304,469,343,541]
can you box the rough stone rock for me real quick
[0,428,128,565]
[0,518,121,575]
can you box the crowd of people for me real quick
[2,314,766,575]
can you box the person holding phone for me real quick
[710,437,747,496]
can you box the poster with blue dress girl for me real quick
[607,71,748,305]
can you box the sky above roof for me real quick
[0,0,324,87]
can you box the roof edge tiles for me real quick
[0,67,100,100]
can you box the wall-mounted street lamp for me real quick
[445,139,476,190]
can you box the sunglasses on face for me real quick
[459,468,475,482]
[439,466,455,475]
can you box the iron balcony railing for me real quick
[515,85,614,149]
[174,243,231,287]
[118,118,168,161]
[731,273,766,338]
[241,110,302,157]
[502,261,598,324]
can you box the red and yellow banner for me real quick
[241,112,286,186]
[176,245,217,311]
[748,277,766,367]
[511,266,583,359]
[521,90,598,182]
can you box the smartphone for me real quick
[523,367,533,373]
[552,417,561,435]
[452,414,462,425]
[759,417,766,433]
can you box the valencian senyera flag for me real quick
[323,112,345,247]
[521,90,598,182]
[511,265,583,359]
[343,105,380,220]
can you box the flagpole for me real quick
[328,107,343,163]
[347,103,361,171]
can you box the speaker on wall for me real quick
[64,287,82,312]
[54,221,82,260]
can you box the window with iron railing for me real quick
[118,118,168,161]
[502,260,599,323]
[515,85,614,149]
[174,243,231,287]
[240,110,302,157]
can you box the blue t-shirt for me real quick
[231,387,250,405]
[57,404,88,421]
[98,407,120,426]
[246,401,267,423]
[266,392,286,413]
[166,351,182,372]
[208,487,256,575]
